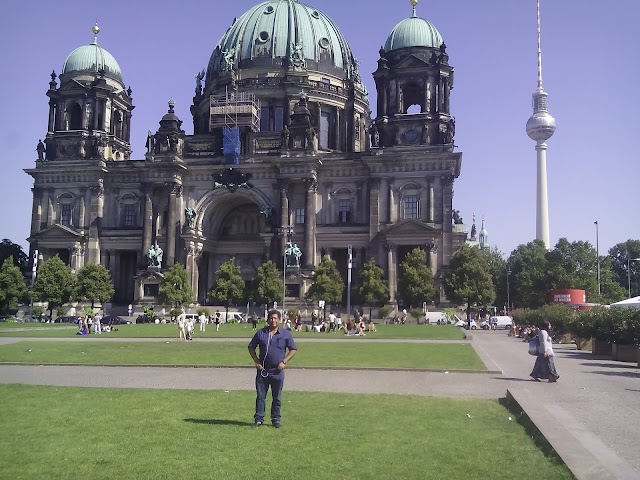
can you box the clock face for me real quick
[404,129,418,144]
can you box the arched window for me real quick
[399,183,421,220]
[401,82,424,114]
[57,193,76,227]
[67,103,83,130]
[119,193,139,228]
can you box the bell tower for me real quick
[44,24,134,162]
[373,0,454,149]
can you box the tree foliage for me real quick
[397,248,435,307]
[507,240,550,309]
[480,247,507,308]
[354,258,389,306]
[444,244,495,312]
[0,257,27,312]
[76,264,114,308]
[209,258,244,306]
[31,256,75,316]
[305,255,344,304]
[609,239,640,297]
[0,240,28,272]
[159,264,193,307]
[251,260,283,306]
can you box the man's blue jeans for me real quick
[254,369,284,423]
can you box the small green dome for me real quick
[62,41,123,83]
[207,0,357,81]
[384,16,444,51]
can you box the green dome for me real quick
[384,16,444,51]
[62,41,123,83]
[207,0,357,81]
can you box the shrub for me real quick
[378,306,392,320]
[32,306,44,319]
[58,306,68,318]
[196,308,208,317]
[409,307,423,321]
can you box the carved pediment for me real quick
[383,219,436,241]
[29,224,84,243]
[394,54,430,70]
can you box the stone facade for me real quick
[25,3,467,307]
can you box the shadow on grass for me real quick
[184,418,253,427]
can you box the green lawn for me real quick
[0,322,465,340]
[0,385,572,480]
[0,341,485,370]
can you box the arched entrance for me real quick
[195,190,275,304]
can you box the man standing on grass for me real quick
[248,309,297,429]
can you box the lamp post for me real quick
[29,249,39,320]
[279,225,294,315]
[628,257,640,298]
[594,221,600,295]
[506,267,511,313]
[347,245,353,323]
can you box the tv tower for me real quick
[526,0,556,249]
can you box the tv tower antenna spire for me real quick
[526,0,556,249]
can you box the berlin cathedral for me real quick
[26,0,469,307]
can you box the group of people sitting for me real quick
[308,310,376,336]
[510,324,539,341]
[75,313,114,335]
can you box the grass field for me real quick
[0,385,572,480]
[0,341,485,370]
[0,322,466,340]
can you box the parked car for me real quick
[102,315,132,325]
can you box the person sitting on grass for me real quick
[357,319,367,336]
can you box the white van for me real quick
[489,316,513,330]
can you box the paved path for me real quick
[0,331,638,480]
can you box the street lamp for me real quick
[628,257,640,298]
[279,225,294,314]
[594,221,600,295]
[346,245,353,323]
[506,268,512,313]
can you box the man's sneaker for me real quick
[272,422,281,429]
[252,420,263,428]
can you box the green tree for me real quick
[251,260,283,307]
[609,240,640,297]
[305,255,344,305]
[444,244,495,318]
[397,248,435,308]
[507,240,550,309]
[209,258,244,318]
[480,247,507,309]
[0,239,28,272]
[159,264,193,309]
[0,257,28,313]
[31,256,75,318]
[76,264,114,308]
[598,256,626,304]
[354,257,389,319]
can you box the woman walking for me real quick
[530,320,560,382]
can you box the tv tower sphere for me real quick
[526,90,556,142]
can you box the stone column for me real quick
[78,188,86,230]
[389,182,397,223]
[166,183,181,267]
[335,107,341,151]
[441,175,454,265]
[379,178,389,224]
[303,177,317,268]
[48,101,55,133]
[142,185,153,260]
[87,183,104,265]
[429,186,435,223]
[279,181,289,256]
[30,188,43,235]
[368,178,380,239]
[46,189,54,227]
[386,243,397,302]
[420,187,428,222]
[109,249,117,280]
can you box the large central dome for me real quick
[206,0,356,82]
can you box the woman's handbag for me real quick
[528,337,540,356]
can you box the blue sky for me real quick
[1,0,638,257]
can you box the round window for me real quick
[258,31,270,42]
[319,37,330,49]
[311,10,320,19]
[264,6,274,14]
